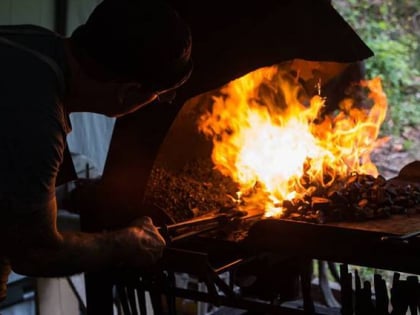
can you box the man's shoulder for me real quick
[0,26,70,139]
[0,24,56,36]
[0,26,67,108]
[0,24,60,58]
[0,24,66,90]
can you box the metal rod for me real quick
[116,285,131,315]
[170,224,220,242]
[65,276,87,315]
[164,213,231,231]
[54,0,67,35]
[158,287,330,315]
[214,259,245,274]
[135,284,147,315]
[159,210,252,242]
[127,286,138,315]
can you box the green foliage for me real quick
[333,0,420,135]
[403,139,414,150]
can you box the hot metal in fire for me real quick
[197,63,389,217]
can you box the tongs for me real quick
[159,209,248,243]
[381,230,420,244]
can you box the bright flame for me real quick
[198,65,389,217]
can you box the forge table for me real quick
[81,154,420,315]
[82,211,420,315]
[245,214,420,275]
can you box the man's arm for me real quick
[3,198,165,277]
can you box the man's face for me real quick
[108,82,178,118]
[68,42,176,117]
[112,83,159,117]
[68,71,179,118]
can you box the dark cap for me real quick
[71,0,192,92]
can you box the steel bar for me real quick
[164,213,229,231]
[169,224,221,243]
[317,260,340,308]
[214,258,245,274]
[300,259,315,313]
[328,262,340,283]
[340,264,353,315]
[407,276,418,315]
[116,285,131,315]
[127,286,138,315]
[162,210,248,233]
[135,284,147,315]
[65,276,88,315]
[165,272,177,315]
[374,274,390,315]
[157,286,334,315]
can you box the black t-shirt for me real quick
[0,25,71,216]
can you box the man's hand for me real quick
[120,216,166,268]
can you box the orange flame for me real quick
[198,65,388,217]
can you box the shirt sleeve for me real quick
[0,110,65,215]
[0,44,66,216]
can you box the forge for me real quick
[75,1,420,314]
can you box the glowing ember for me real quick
[197,64,389,217]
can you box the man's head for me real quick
[69,0,192,116]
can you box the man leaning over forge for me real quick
[0,0,193,301]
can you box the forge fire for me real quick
[146,61,420,224]
[197,63,390,218]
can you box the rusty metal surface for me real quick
[243,215,420,274]
[326,213,420,235]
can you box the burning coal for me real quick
[197,63,389,218]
